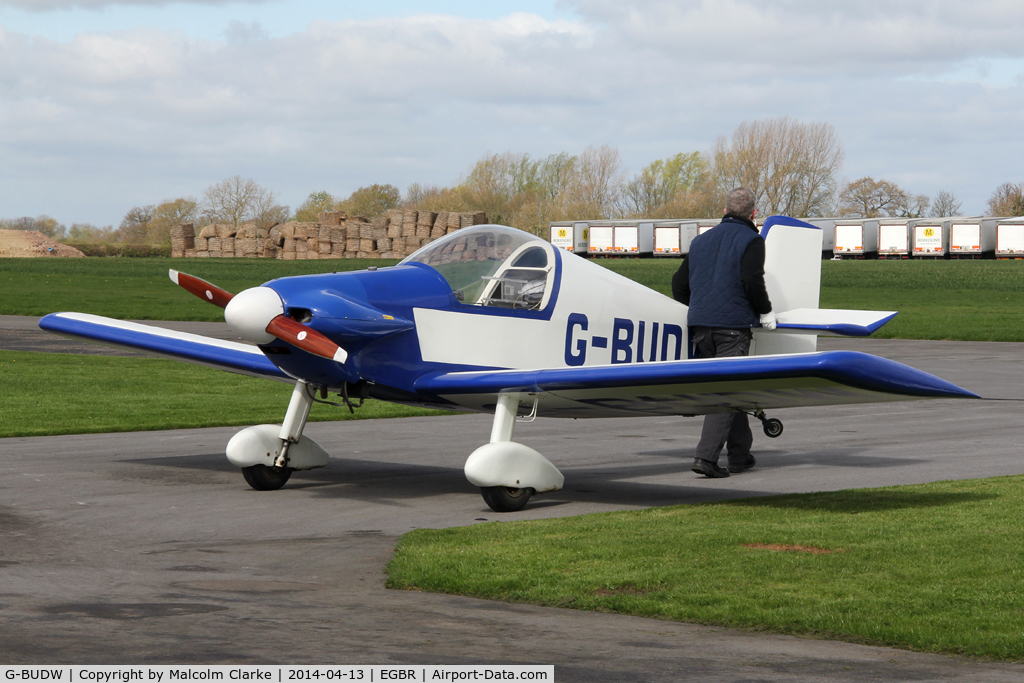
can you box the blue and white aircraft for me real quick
[40,217,976,511]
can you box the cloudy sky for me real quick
[2,0,1023,226]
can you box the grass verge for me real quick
[0,350,449,438]
[0,257,400,320]
[387,476,1024,661]
[4,257,1024,340]
[600,258,1024,342]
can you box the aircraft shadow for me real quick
[121,449,944,510]
[121,452,745,507]
[633,444,931,469]
[121,453,238,473]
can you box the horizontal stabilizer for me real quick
[39,312,289,381]
[774,308,897,337]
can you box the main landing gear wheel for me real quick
[241,464,293,491]
[762,418,784,438]
[481,486,533,512]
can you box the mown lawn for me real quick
[0,257,401,320]
[4,256,1022,340]
[388,476,1024,661]
[0,350,448,438]
[599,257,1024,341]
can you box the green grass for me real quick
[0,257,400,320]
[387,476,1024,661]
[0,350,448,438]
[4,256,1024,340]
[597,258,1024,341]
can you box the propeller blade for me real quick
[169,270,235,308]
[266,314,348,364]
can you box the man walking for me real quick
[671,187,776,478]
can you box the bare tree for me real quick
[711,117,843,217]
[201,176,279,227]
[66,223,116,242]
[987,182,1024,216]
[622,152,710,217]
[293,191,337,222]
[118,205,155,244]
[339,184,401,217]
[564,145,626,218]
[894,193,930,218]
[837,177,912,218]
[931,190,963,217]
[403,184,469,213]
[536,152,577,204]
[458,151,547,227]
[153,198,198,225]
[118,199,198,245]
[460,152,544,207]
[149,198,199,245]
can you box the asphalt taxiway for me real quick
[2,317,1023,680]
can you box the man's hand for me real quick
[760,312,777,331]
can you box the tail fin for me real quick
[754,216,823,355]
[753,216,898,355]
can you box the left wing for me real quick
[39,312,290,381]
[416,351,977,418]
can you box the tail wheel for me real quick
[762,418,784,438]
[242,465,293,491]
[481,486,533,512]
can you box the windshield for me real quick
[402,225,550,304]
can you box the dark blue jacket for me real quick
[672,216,772,328]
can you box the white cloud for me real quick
[564,0,1024,77]
[1,3,1023,224]
[0,0,268,10]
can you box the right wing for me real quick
[39,312,290,381]
[415,350,977,418]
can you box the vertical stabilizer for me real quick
[754,216,823,355]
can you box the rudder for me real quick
[753,216,823,355]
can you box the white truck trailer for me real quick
[911,219,950,258]
[996,219,1024,258]
[949,218,996,259]
[587,224,615,256]
[549,222,591,255]
[612,224,640,255]
[549,222,574,253]
[833,219,879,259]
[652,221,700,256]
[877,220,911,259]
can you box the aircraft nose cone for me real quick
[224,287,284,344]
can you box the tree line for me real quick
[5,117,1024,245]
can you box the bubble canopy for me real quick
[401,225,555,309]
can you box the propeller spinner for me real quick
[169,269,348,364]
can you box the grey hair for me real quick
[725,187,756,219]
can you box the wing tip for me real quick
[168,269,179,285]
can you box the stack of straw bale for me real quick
[173,211,486,260]
[170,224,195,258]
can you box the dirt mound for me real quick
[0,230,85,258]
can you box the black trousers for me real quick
[692,327,753,465]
